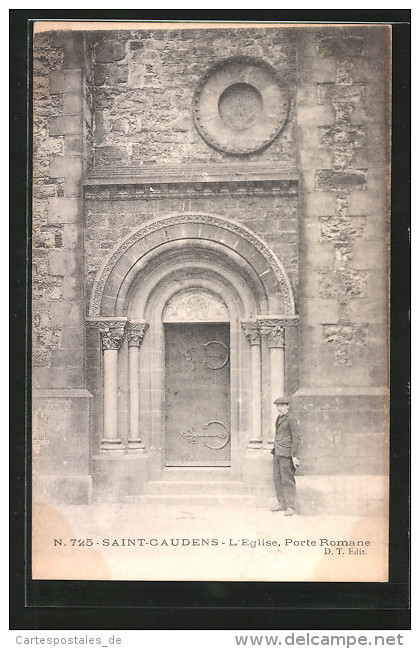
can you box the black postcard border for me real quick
[10,8,410,631]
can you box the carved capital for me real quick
[259,318,286,348]
[241,320,261,345]
[127,321,149,347]
[101,325,126,351]
[86,317,127,351]
[262,326,285,348]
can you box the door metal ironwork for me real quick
[165,323,231,466]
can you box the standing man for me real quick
[271,396,300,516]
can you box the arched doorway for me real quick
[86,213,298,497]
[162,288,231,466]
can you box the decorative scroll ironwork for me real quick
[181,421,231,450]
[202,341,230,370]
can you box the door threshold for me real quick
[165,462,231,467]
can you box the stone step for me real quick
[131,494,257,507]
[143,480,247,495]
[151,468,236,482]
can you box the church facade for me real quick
[32,24,390,515]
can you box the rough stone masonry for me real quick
[32,24,390,513]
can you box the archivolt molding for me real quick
[88,213,296,317]
[128,254,261,321]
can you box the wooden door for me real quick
[165,323,231,466]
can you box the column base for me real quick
[127,440,146,453]
[100,439,125,453]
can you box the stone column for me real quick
[127,321,149,452]
[87,317,127,453]
[260,318,286,443]
[100,322,126,452]
[242,321,262,448]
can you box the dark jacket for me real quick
[273,412,300,457]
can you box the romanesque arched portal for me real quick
[86,213,297,477]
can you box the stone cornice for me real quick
[257,315,299,328]
[83,163,298,200]
[86,317,127,328]
[33,389,93,399]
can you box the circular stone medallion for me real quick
[193,57,289,155]
[218,83,263,131]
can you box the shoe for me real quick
[270,504,286,512]
[285,508,295,516]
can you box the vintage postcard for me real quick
[31,20,391,582]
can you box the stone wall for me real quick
[294,26,390,475]
[32,24,391,507]
[84,194,299,307]
[84,27,300,413]
[33,30,92,389]
[90,27,296,167]
[32,30,93,503]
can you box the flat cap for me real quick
[274,396,291,404]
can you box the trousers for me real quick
[272,455,296,509]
